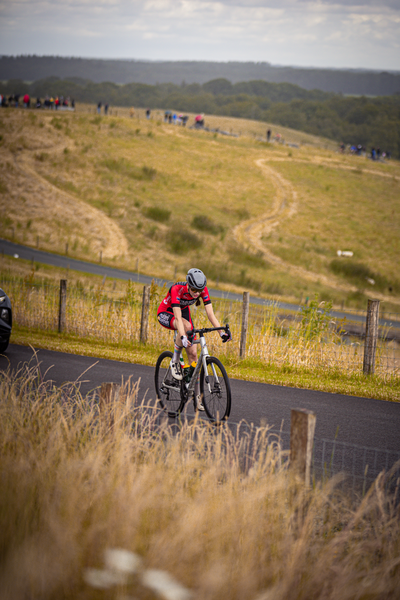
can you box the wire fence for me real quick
[315,438,400,495]
[149,407,400,501]
[2,275,400,376]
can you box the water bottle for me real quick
[187,361,196,382]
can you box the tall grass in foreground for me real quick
[1,366,400,600]
[4,274,400,377]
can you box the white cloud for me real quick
[0,0,399,70]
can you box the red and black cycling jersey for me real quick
[157,281,211,315]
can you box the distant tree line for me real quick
[1,55,400,95]
[2,76,399,158]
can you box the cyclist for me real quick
[157,268,231,410]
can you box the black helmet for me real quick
[187,268,207,291]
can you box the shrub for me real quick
[102,159,157,181]
[141,166,157,180]
[35,152,49,162]
[167,230,201,254]
[50,117,63,130]
[144,206,171,223]
[299,293,334,341]
[330,259,400,292]
[229,244,268,269]
[191,215,224,236]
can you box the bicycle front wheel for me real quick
[155,351,185,417]
[200,356,231,422]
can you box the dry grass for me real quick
[1,106,399,310]
[1,365,400,600]
[3,267,400,385]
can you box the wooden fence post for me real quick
[58,279,67,333]
[363,299,380,375]
[240,292,250,359]
[290,408,316,486]
[140,285,151,344]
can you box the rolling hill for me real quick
[1,104,399,311]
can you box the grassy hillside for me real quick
[4,77,400,157]
[1,105,399,311]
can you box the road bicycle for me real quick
[155,325,232,423]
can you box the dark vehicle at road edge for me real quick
[0,288,12,352]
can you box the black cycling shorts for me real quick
[157,306,193,331]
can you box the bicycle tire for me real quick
[200,356,231,422]
[155,350,185,417]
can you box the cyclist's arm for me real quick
[205,303,221,328]
[172,306,188,341]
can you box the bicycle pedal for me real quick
[167,379,180,388]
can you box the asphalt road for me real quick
[2,238,400,329]
[2,343,399,449]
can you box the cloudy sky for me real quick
[1,0,399,70]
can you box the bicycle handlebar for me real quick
[187,324,230,341]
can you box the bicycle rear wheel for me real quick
[155,351,185,417]
[200,356,231,422]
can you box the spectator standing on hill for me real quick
[55,96,60,110]
[23,93,30,108]
[104,103,109,115]
[97,101,102,114]
[146,108,151,119]
[371,147,376,160]
[377,147,381,160]
[267,129,271,142]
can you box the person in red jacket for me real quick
[157,268,231,410]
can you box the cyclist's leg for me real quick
[181,311,203,410]
[158,311,183,378]
[181,308,197,364]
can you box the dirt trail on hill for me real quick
[1,136,128,259]
[233,156,400,304]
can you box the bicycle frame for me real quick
[178,325,229,403]
[156,323,231,420]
